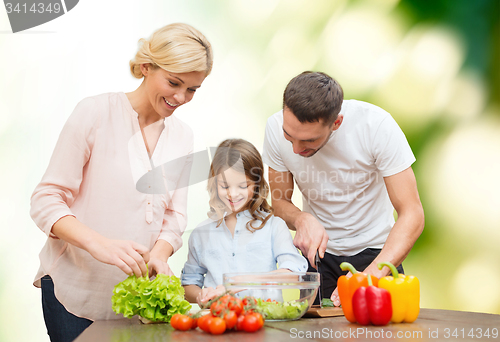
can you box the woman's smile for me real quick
[163,97,180,109]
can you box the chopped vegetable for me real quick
[111,274,191,323]
[321,298,334,307]
[256,298,309,320]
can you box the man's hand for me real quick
[293,212,329,266]
[330,271,352,307]
[330,265,390,307]
[267,168,329,267]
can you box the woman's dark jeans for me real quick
[41,276,93,342]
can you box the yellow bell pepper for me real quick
[377,262,420,323]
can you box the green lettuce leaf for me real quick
[111,274,191,323]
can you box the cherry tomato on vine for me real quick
[211,301,225,316]
[209,316,226,335]
[170,313,180,327]
[242,297,257,307]
[190,316,198,330]
[219,294,231,304]
[242,312,264,332]
[228,298,243,315]
[223,310,238,330]
[170,314,193,331]
[197,314,214,333]
[236,313,246,331]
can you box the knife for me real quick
[315,250,323,308]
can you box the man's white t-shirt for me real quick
[262,100,416,256]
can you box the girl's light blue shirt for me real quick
[181,210,308,289]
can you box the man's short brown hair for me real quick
[283,71,344,126]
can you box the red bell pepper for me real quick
[352,275,392,326]
[338,262,378,323]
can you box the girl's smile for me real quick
[217,167,255,214]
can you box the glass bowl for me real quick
[223,272,319,321]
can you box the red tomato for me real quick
[266,298,272,302]
[210,301,225,316]
[228,298,243,316]
[236,313,246,331]
[190,316,198,330]
[209,317,226,335]
[179,315,194,331]
[242,312,264,332]
[242,297,257,307]
[170,313,181,328]
[220,294,231,304]
[170,314,193,331]
[197,314,213,333]
[223,310,237,330]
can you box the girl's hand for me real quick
[147,258,174,277]
[86,236,150,277]
[197,285,226,306]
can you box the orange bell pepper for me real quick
[338,262,378,323]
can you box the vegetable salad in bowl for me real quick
[223,272,319,321]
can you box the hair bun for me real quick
[129,23,213,79]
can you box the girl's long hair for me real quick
[207,139,273,232]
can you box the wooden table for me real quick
[75,309,500,341]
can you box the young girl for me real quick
[181,139,308,304]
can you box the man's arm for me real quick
[331,166,424,306]
[268,167,329,265]
[364,166,425,277]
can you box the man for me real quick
[262,71,424,305]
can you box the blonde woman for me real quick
[30,23,213,342]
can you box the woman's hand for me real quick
[197,285,226,306]
[86,236,150,277]
[51,216,150,277]
[148,258,174,277]
[148,239,175,278]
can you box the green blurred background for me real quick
[0,0,499,341]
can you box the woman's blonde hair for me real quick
[130,23,213,78]
[208,139,273,232]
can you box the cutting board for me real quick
[303,306,344,318]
